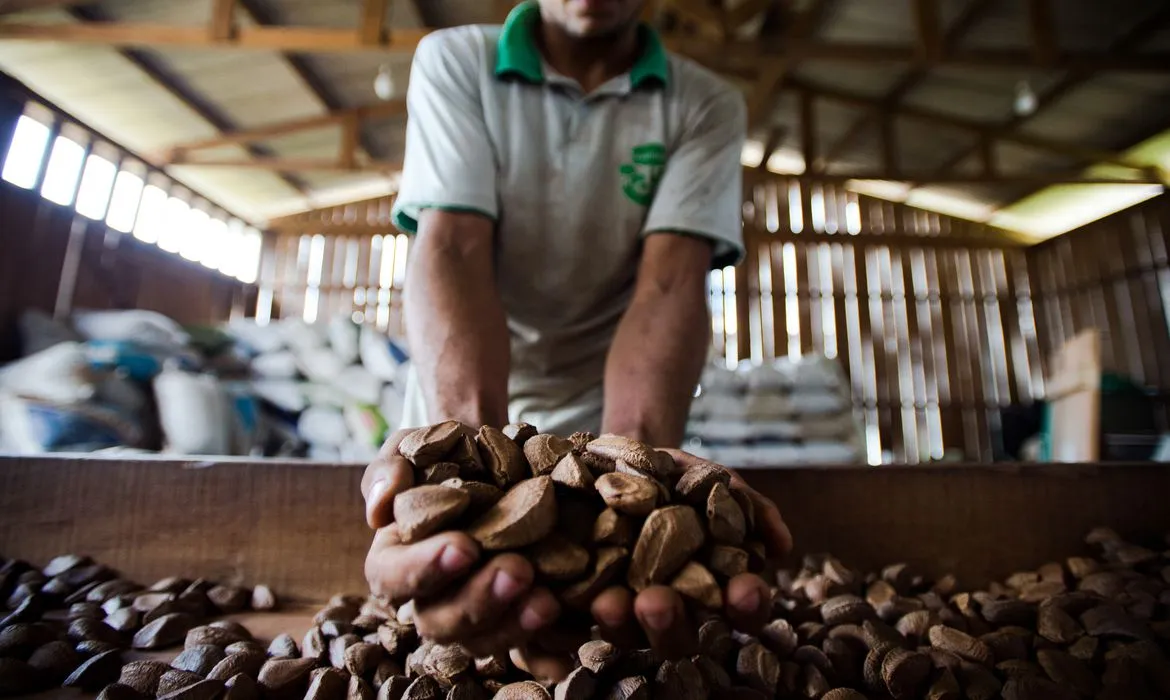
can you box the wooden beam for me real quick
[800,89,817,174]
[210,0,236,42]
[820,0,993,164]
[745,170,1163,186]
[791,78,1156,174]
[912,0,940,61]
[1028,0,1057,66]
[743,227,1025,250]
[166,101,407,155]
[0,21,429,54]
[724,0,774,31]
[339,113,359,170]
[670,39,1170,73]
[0,0,84,14]
[880,114,898,177]
[359,0,388,46]
[746,0,834,129]
[978,136,995,177]
[169,156,402,172]
[758,126,785,171]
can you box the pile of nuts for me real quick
[0,553,277,698]
[387,422,769,620]
[1,424,1169,699]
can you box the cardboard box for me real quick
[3,455,1169,600]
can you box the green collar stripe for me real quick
[494,1,669,88]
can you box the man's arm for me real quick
[601,233,712,446]
[404,209,510,428]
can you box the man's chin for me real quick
[566,16,629,38]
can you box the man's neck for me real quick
[536,18,641,94]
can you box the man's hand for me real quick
[362,432,791,678]
[588,449,792,659]
[362,428,562,659]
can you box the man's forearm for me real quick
[602,285,710,447]
[404,212,510,428]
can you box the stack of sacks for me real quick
[685,355,863,466]
[0,309,410,460]
[227,316,410,462]
[0,309,263,456]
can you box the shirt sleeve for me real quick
[392,32,498,234]
[642,89,747,269]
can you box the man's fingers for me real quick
[728,471,793,556]
[510,646,575,684]
[460,588,562,657]
[413,553,536,643]
[365,530,479,603]
[591,586,642,649]
[633,586,698,660]
[362,428,416,528]
[725,573,772,636]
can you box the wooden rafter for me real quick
[791,77,1162,179]
[821,0,993,164]
[746,0,836,129]
[912,0,940,61]
[673,40,1170,74]
[5,18,1170,73]
[745,169,1162,187]
[360,0,388,46]
[0,0,83,14]
[757,126,785,171]
[1027,0,1056,66]
[210,0,236,42]
[164,101,406,158]
[0,21,428,54]
[168,156,401,173]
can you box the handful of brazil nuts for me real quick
[388,421,767,618]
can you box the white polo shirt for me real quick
[393,1,746,436]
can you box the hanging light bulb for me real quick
[1014,80,1037,117]
[374,64,397,101]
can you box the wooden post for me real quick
[209,0,236,42]
[912,0,940,61]
[360,0,388,46]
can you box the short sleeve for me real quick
[392,32,498,234]
[642,89,746,268]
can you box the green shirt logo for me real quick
[619,143,666,206]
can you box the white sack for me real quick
[153,367,232,455]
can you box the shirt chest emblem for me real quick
[619,142,666,206]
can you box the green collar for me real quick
[495,1,669,88]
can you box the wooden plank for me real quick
[800,90,818,175]
[210,0,236,42]
[880,114,899,177]
[169,157,402,173]
[359,0,388,46]
[1028,0,1057,66]
[913,0,941,60]
[163,103,404,153]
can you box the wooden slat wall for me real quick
[261,185,1170,464]
[260,196,409,337]
[0,182,253,362]
[1027,195,1170,429]
[732,179,1035,463]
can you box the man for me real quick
[362,0,791,677]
